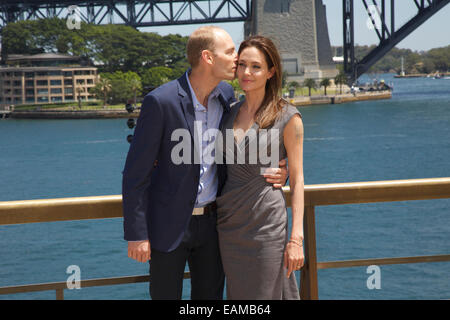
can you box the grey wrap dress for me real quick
[216,100,301,300]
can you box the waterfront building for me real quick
[245,0,338,83]
[0,53,98,110]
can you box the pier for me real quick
[0,177,449,300]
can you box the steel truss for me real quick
[343,0,450,84]
[1,0,448,83]
[0,0,251,28]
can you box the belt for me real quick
[192,201,217,216]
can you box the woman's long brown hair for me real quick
[238,35,287,129]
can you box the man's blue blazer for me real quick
[122,71,236,252]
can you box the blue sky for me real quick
[139,0,450,52]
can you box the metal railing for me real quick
[1,177,450,299]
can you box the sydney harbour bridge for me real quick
[0,0,448,83]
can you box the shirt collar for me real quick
[185,70,221,108]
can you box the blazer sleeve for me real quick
[122,94,164,241]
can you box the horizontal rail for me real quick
[1,177,450,225]
[317,254,450,270]
[1,177,449,299]
[0,273,191,298]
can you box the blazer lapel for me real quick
[177,72,196,140]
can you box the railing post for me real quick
[300,205,319,300]
[56,288,64,300]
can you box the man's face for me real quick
[210,30,237,81]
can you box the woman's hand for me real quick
[284,241,304,278]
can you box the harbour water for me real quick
[0,73,449,299]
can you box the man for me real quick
[122,26,287,300]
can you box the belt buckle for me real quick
[192,207,205,215]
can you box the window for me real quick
[65,88,73,94]
[36,80,48,86]
[64,79,73,85]
[50,80,62,86]
[37,88,48,95]
[51,96,62,102]
[13,81,21,87]
[283,59,298,75]
[64,71,72,77]
[26,80,34,87]
[26,89,34,95]
[281,0,290,13]
[51,88,62,94]
[37,96,49,103]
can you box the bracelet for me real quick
[289,239,303,247]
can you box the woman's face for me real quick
[237,46,274,93]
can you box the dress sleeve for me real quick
[281,104,302,132]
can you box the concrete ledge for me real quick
[290,91,392,107]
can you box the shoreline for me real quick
[1,91,392,119]
[290,90,392,107]
[3,109,139,119]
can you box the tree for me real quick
[319,78,331,96]
[75,87,84,109]
[141,66,173,88]
[303,78,317,97]
[90,77,112,108]
[226,79,242,98]
[129,77,142,106]
[287,81,300,89]
[281,72,288,89]
[100,71,142,104]
[334,72,347,94]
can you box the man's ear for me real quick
[201,50,214,65]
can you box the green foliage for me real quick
[99,71,142,104]
[2,18,190,87]
[334,45,450,74]
[303,78,317,96]
[281,72,288,89]
[319,78,331,96]
[141,66,174,88]
[226,78,242,97]
[334,71,347,94]
[287,81,300,89]
[89,77,112,107]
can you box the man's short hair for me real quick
[186,26,223,68]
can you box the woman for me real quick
[216,35,305,300]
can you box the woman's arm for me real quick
[283,113,305,278]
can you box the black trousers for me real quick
[149,211,224,300]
